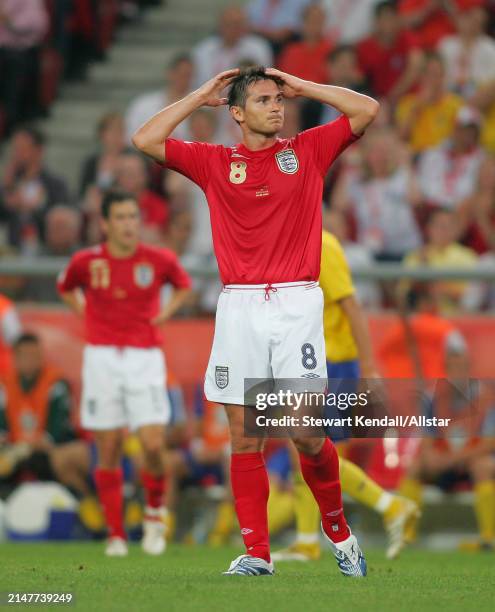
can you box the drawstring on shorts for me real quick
[264,284,278,301]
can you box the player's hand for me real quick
[196,69,240,107]
[151,311,171,326]
[265,68,306,98]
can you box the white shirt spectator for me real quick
[125,90,189,144]
[321,0,382,44]
[349,167,422,258]
[247,0,312,33]
[418,143,485,209]
[342,242,381,308]
[439,34,495,96]
[0,0,48,49]
[192,35,272,88]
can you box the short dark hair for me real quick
[14,333,40,350]
[168,52,192,71]
[13,125,45,148]
[101,190,138,219]
[228,66,283,109]
[327,44,357,64]
[375,1,397,17]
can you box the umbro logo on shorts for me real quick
[241,528,253,535]
[301,373,320,378]
[215,366,229,389]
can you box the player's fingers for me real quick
[217,68,240,80]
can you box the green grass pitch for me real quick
[1,543,494,612]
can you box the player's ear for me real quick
[230,105,244,124]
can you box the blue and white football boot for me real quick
[223,554,275,576]
[321,525,367,577]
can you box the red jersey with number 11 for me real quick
[164,115,358,285]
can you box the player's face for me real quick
[103,200,140,251]
[14,343,43,380]
[234,80,284,137]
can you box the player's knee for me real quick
[141,436,164,459]
[230,435,263,454]
[292,437,325,456]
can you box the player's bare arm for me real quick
[265,68,379,135]
[60,289,85,317]
[132,68,239,163]
[151,287,192,326]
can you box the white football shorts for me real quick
[81,345,170,431]
[204,281,327,405]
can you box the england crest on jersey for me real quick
[215,366,229,389]
[134,263,154,288]
[275,148,299,174]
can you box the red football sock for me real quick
[230,452,270,562]
[94,467,126,539]
[299,439,350,543]
[141,470,166,509]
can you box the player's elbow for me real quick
[131,129,148,153]
[361,97,380,126]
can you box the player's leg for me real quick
[468,453,495,549]
[93,429,127,555]
[222,404,274,575]
[81,346,128,556]
[204,287,274,575]
[125,348,170,556]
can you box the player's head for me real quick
[13,333,43,380]
[101,190,140,252]
[228,66,285,137]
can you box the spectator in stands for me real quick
[247,0,311,54]
[400,348,495,550]
[439,1,495,96]
[398,0,456,50]
[277,4,333,84]
[0,0,49,135]
[0,333,91,498]
[332,127,423,261]
[325,209,382,308]
[0,127,70,255]
[0,293,22,375]
[321,0,382,45]
[192,5,272,87]
[403,209,478,314]
[79,112,128,197]
[438,2,495,152]
[396,52,464,152]
[357,1,424,102]
[22,206,82,302]
[417,107,488,231]
[115,152,170,244]
[125,54,194,143]
[302,45,368,129]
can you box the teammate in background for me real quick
[271,231,419,562]
[133,65,379,576]
[57,190,191,557]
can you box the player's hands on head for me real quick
[197,69,240,107]
[265,68,305,99]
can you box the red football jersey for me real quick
[164,115,358,285]
[57,243,191,347]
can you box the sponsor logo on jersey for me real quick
[215,366,229,389]
[275,148,299,174]
[134,263,154,288]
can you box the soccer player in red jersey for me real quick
[133,65,379,576]
[57,191,191,557]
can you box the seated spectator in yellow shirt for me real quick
[396,52,463,153]
[403,209,478,314]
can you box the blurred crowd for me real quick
[1,0,495,314]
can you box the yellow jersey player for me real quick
[271,229,419,561]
